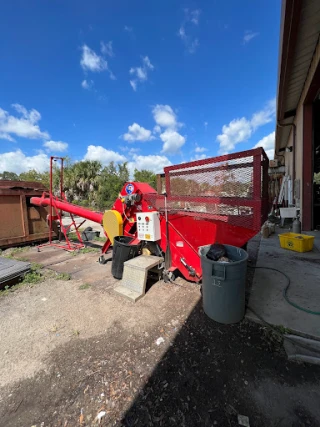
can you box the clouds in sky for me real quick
[120,104,185,154]
[194,145,207,153]
[84,145,127,164]
[0,149,50,174]
[81,79,94,90]
[178,9,201,53]
[122,123,155,142]
[216,98,276,154]
[43,140,68,152]
[152,104,186,154]
[80,44,108,72]
[243,30,259,44]
[80,43,115,87]
[253,131,275,159]
[100,41,114,57]
[0,104,49,141]
[83,146,171,176]
[129,56,154,91]
[0,103,69,166]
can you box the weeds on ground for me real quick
[67,233,79,242]
[79,283,91,290]
[2,246,31,259]
[21,263,44,284]
[260,323,292,350]
[55,272,71,281]
[94,235,106,242]
[0,262,44,297]
[72,329,80,337]
[70,247,100,256]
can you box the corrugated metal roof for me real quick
[0,257,31,285]
[276,0,320,151]
[284,1,320,113]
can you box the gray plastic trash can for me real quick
[200,244,248,324]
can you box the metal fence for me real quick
[145,148,269,232]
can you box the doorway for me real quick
[313,99,320,230]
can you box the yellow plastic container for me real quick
[279,232,314,253]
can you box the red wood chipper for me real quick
[31,148,269,283]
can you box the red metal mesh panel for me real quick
[144,148,269,231]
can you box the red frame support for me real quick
[37,156,86,252]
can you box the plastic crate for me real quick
[279,233,314,253]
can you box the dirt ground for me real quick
[0,239,320,427]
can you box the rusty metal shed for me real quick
[0,180,54,248]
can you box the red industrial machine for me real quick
[31,148,269,283]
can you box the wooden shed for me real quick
[0,180,54,248]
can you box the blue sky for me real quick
[0,1,280,175]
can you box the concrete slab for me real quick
[114,284,144,302]
[246,232,320,340]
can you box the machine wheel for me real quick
[163,271,175,283]
[163,272,170,283]
[98,255,106,265]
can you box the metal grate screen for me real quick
[145,148,269,231]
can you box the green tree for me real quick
[18,170,50,188]
[96,162,129,209]
[62,160,101,203]
[133,169,157,189]
[0,171,19,180]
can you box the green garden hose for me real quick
[249,266,320,316]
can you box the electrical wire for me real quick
[248,265,320,316]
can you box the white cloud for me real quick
[0,132,15,142]
[152,105,178,129]
[217,117,252,154]
[128,154,171,175]
[84,145,126,165]
[152,104,185,154]
[122,123,154,142]
[160,129,185,154]
[0,150,49,174]
[0,104,49,140]
[194,145,207,153]
[190,9,201,25]
[80,44,108,72]
[243,30,259,44]
[204,121,208,129]
[192,153,207,161]
[178,9,201,53]
[253,131,275,159]
[216,98,276,154]
[43,140,68,152]
[130,80,137,91]
[100,41,114,57]
[129,56,154,91]
[81,79,94,90]
[251,98,276,129]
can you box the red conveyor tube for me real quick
[31,196,104,224]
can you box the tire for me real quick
[98,255,106,265]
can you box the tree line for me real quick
[0,160,157,210]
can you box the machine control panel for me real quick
[137,212,161,241]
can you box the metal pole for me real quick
[49,156,53,244]
[164,193,171,270]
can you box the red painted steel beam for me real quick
[164,148,264,173]
[31,196,103,224]
[168,162,254,178]
[167,195,260,206]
